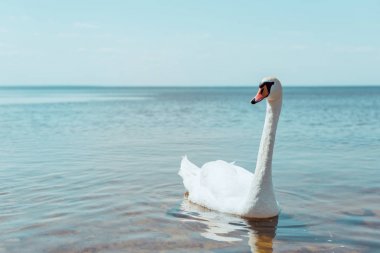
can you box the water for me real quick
[0,86,379,253]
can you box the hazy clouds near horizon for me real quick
[0,0,379,86]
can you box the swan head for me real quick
[251,77,282,104]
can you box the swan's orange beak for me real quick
[251,85,269,104]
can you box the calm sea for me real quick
[0,86,379,253]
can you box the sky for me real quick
[0,0,379,86]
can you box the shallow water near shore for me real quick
[0,86,379,252]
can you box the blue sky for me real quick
[0,0,379,86]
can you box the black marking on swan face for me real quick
[259,81,275,93]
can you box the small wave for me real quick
[0,96,149,105]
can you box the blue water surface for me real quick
[0,86,379,252]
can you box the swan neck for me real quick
[242,98,282,217]
[255,99,282,182]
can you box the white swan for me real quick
[178,77,282,218]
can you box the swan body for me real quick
[179,77,282,218]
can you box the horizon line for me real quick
[0,84,379,88]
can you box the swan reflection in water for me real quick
[179,199,278,253]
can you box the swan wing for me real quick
[200,160,253,199]
[179,157,253,213]
[178,156,201,193]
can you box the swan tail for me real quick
[178,155,200,192]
